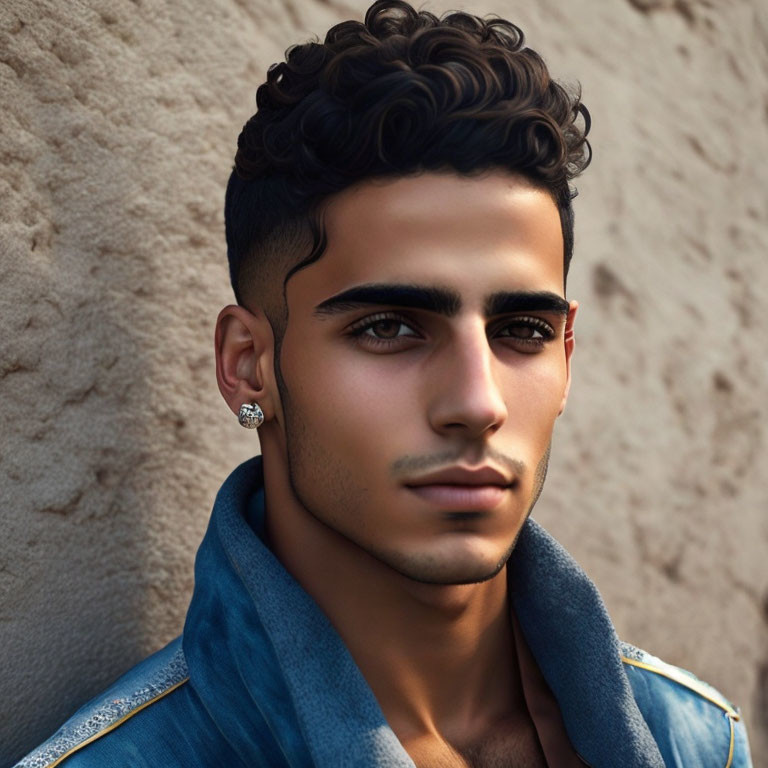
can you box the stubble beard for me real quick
[275,347,553,586]
[282,403,554,586]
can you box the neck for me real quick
[262,453,524,744]
[344,573,519,743]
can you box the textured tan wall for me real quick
[1,0,766,764]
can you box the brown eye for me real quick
[493,316,555,353]
[348,313,423,350]
[497,323,545,340]
[367,319,405,339]
[504,325,538,340]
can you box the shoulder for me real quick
[620,641,739,713]
[620,642,753,768]
[15,637,189,768]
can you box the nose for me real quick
[427,319,508,439]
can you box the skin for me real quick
[216,169,577,766]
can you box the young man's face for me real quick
[273,170,576,585]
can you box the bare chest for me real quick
[406,715,548,768]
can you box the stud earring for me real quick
[238,402,264,429]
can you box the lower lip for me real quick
[406,484,509,510]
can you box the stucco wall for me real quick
[1,0,765,764]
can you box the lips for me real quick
[405,465,512,487]
[404,466,513,511]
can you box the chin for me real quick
[378,541,513,586]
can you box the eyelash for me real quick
[347,313,423,348]
[347,313,557,352]
[492,316,557,350]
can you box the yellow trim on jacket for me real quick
[47,677,189,767]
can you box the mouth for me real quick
[403,465,514,511]
[405,483,509,510]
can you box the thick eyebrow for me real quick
[485,290,570,317]
[314,283,461,317]
[313,283,570,318]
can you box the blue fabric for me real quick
[508,521,662,765]
[15,456,753,767]
[183,476,412,768]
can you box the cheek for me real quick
[501,359,567,432]
[282,340,410,455]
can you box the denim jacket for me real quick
[15,457,753,767]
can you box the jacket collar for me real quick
[507,517,664,766]
[183,457,663,767]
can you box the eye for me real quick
[363,318,416,340]
[493,316,555,352]
[347,313,423,350]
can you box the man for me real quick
[16,1,752,766]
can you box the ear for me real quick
[215,304,277,424]
[557,300,578,417]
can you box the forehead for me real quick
[289,170,565,308]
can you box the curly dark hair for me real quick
[226,0,591,316]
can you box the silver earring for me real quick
[238,402,264,429]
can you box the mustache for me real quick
[391,447,525,478]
